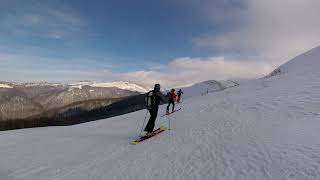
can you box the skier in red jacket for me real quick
[166,89,177,114]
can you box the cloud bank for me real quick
[0,51,272,88]
[194,0,320,64]
[116,57,273,88]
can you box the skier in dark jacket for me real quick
[177,89,183,103]
[166,89,177,114]
[144,84,165,134]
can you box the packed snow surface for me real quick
[0,47,320,180]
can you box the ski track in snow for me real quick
[1,50,320,179]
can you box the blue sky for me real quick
[1,0,320,87]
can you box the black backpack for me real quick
[166,92,171,98]
[145,90,156,110]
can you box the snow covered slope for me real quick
[179,80,238,99]
[268,46,320,78]
[279,46,320,74]
[0,47,320,180]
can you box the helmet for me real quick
[154,84,161,91]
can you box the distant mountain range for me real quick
[0,81,148,121]
[0,80,237,130]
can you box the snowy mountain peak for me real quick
[90,81,150,93]
[269,45,320,77]
[0,83,13,88]
[68,81,150,92]
[23,82,63,87]
[68,81,93,89]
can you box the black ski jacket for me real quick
[153,90,165,108]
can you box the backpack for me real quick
[145,90,156,110]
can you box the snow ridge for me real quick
[90,81,150,93]
[270,46,320,77]
[68,81,150,92]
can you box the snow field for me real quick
[0,47,320,180]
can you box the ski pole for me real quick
[139,110,149,137]
[167,114,171,130]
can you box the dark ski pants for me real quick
[177,96,181,103]
[167,98,175,112]
[144,108,159,133]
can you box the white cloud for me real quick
[193,0,320,65]
[0,2,86,39]
[115,56,273,88]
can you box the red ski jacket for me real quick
[169,91,177,99]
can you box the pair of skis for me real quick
[131,108,181,145]
[160,108,182,117]
[130,125,167,145]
